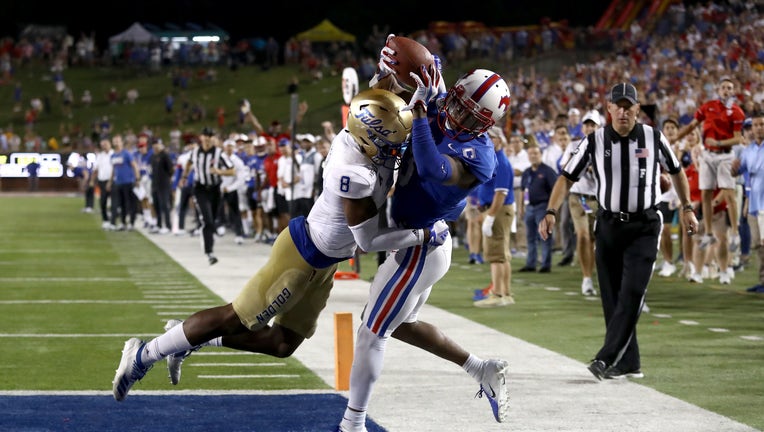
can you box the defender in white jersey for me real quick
[112,89,451,401]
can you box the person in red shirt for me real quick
[674,76,745,253]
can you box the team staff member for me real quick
[179,127,234,265]
[474,125,515,307]
[674,76,745,252]
[539,83,698,380]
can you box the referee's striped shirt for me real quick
[562,123,682,213]
[190,145,232,187]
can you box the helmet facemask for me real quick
[438,87,495,140]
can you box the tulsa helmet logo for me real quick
[355,107,396,137]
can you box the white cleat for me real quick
[658,262,676,277]
[112,338,152,401]
[581,278,597,296]
[476,359,510,423]
[164,319,195,386]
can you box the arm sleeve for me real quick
[349,213,424,252]
[562,133,593,181]
[656,129,682,175]
[411,118,452,183]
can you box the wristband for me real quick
[545,209,557,217]
[682,204,694,213]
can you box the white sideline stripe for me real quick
[0,300,182,305]
[144,295,210,299]
[153,305,217,309]
[156,311,197,315]
[189,363,285,367]
[144,290,201,294]
[194,352,263,356]
[0,333,160,338]
[0,390,335,396]
[740,335,763,341]
[197,374,298,379]
[0,277,130,282]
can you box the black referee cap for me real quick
[201,127,215,137]
[610,83,639,105]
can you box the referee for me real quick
[539,83,699,380]
[179,127,234,265]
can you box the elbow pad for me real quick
[412,118,452,183]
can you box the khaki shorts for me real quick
[232,228,337,339]
[695,208,729,238]
[483,204,514,263]
[465,202,481,220]
[698,151,736,190]
[568,193,598,238]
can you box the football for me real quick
[385,36,434,91]
[660,173,671,192]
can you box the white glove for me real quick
[377,34,398,76]
[428,220,450,247]
[369,35,398,88]
[482,215,495,237]
[403,64,442,111]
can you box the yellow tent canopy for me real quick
[295,19,356,43]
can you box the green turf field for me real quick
[1,195,762,430]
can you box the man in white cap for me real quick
[561,110,602,295]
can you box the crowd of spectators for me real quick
[7,0,762,296]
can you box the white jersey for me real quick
[306,130,395,259]
[562,138,596,196]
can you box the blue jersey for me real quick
[477,148,514,207]
[135,149,153,178]
[391,114,496,228]
[111,150,136,185]
[247,153,268,189]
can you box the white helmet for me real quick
[347,89,412,166]
[438,69,510,140]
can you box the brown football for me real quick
[660,173,671,192]
[385,36,434,91]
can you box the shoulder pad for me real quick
[324,164,376,199]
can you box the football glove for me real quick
[403,64,442,111]
[432,54,447,94]
[481,215,495,238]
[428,219,450,247]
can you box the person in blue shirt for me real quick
[340,68,513,431]
[107,136,140,230]
[26,158,40,191]
[473,125,515,307]
[518,145,558,272]
[733,112,764,292]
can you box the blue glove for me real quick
[428,220,450,247]
[432,54,447,94]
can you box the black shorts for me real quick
[657,202,676,224]
[274,193,290,215]
[247,186,259,210]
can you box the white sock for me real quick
[343,326,388,431]
[141,322,194,366]
[203,337,223,347]
[462,353,485,383]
